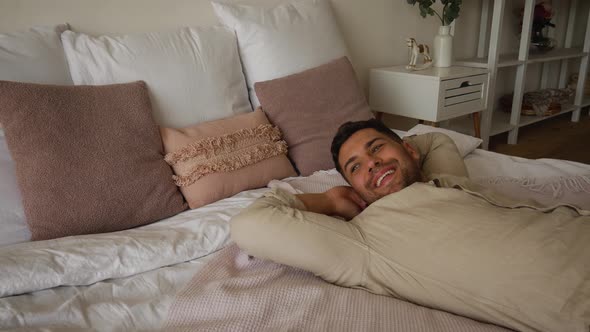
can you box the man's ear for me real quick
[402,141,420,162]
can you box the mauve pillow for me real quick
[255,56,374,176]
[161,109,297,209]
[0,80,187,241]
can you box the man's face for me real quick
[338,128,422,204]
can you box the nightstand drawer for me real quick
[439,74,487,120]
[441,74,487,91]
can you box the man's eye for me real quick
[351,164,360,173]
[372,144,382,153]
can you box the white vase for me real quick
[433,25,453,68]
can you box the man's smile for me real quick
[376,169,393,187]
[372,164,397,188]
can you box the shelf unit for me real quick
[446,101,583,137]
[449,0,590,149]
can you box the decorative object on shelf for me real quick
[568,73,590,96]
[500,88,574,117]
[519,1,556,52]
[433,25,452,67]
[405,38,433,71]
[406,0,462,68]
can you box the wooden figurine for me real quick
[406,38,433,71]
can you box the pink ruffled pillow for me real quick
[161,109,297,209]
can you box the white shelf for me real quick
[454,55,523,68]
[454,48,586,69]
[463,0,590,148]
[517,105,577,127]
[445,105,580,138]
[490,106,577,133]
[528,48,587,63]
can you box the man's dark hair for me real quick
[331,119,403,175]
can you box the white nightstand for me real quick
[369,65,489,138]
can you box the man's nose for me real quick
[367,158,381,173]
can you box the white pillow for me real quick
[0,135,30,247]
[0,24,72,85]
[212,0,349,107]
[407,124,483,157]
[61,27,252,128]
[0,24,72,246]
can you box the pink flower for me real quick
[534,1,553,20]
[518,1,555,32]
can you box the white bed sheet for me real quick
[0,149,589,330]
[0,134,30,246]
[465,148,590,178]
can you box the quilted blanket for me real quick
[166,244,511,331]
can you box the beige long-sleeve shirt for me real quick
[231,133,590,332]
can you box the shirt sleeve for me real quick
[230,188,369,288]
[404,132,469,179]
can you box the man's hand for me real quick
[296,186,367,220]
[325,186,367,220]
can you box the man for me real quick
[294,119,467,220]
[231,119,589,332]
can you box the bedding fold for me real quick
[0,189,267,298]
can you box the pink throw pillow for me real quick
[255,56,374,176]
[161,109,297,209]
[0,80,188,240]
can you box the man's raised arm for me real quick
[230,188,368,287]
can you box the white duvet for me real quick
[1,150,589,330]
[0,188,266,329]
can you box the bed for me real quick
[1,129,589,331]
[1,1,589,331]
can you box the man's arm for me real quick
[231,188,368,287]
[404,132,469,179]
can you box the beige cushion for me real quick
[255,56,374,176]
[404,132,469,179]
[407,124,482,157]
[0,80,187,241]
[160,109,297,209]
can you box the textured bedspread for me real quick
[166,244,511,332]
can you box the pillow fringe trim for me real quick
[171,141,288,187]
[165,124,282,166]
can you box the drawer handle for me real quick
[460,81,471,87]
